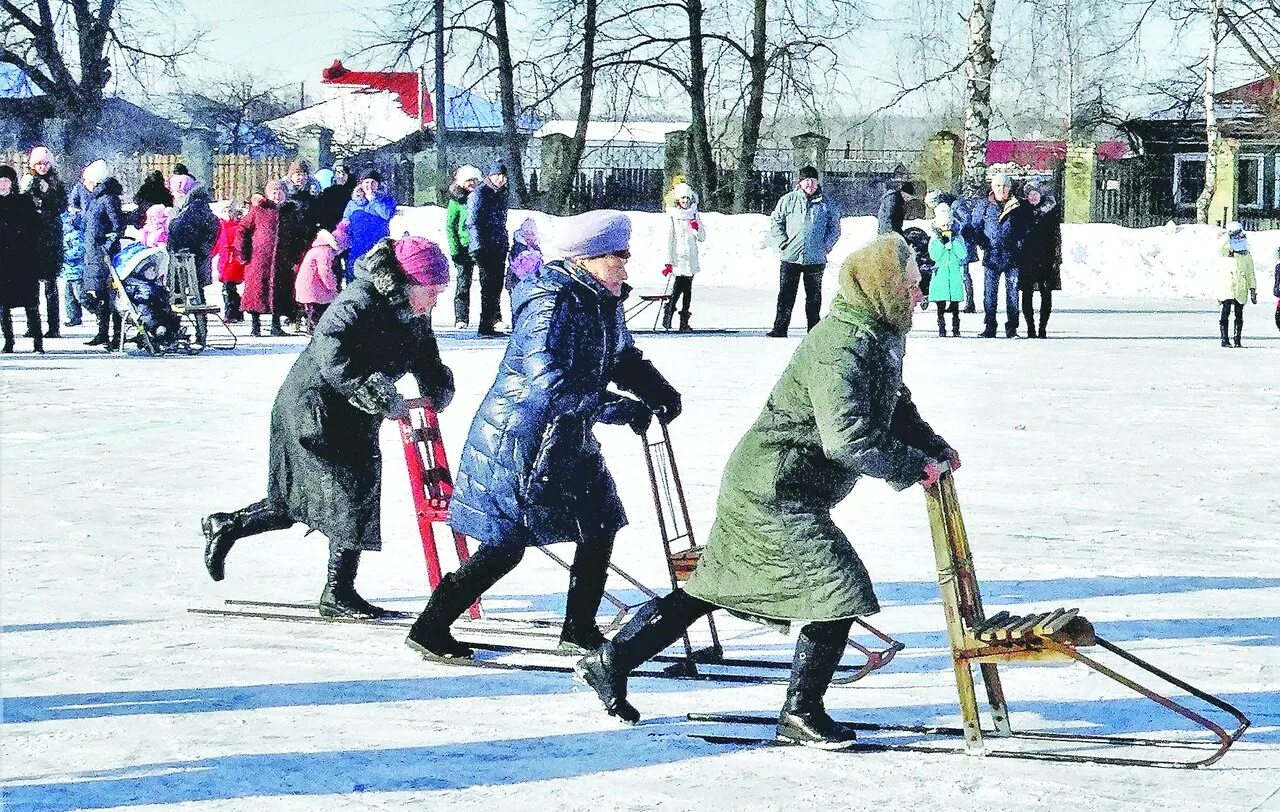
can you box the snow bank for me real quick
[390,206,1280,301]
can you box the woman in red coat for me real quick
[213,200,247,322]
[239,181,305,336]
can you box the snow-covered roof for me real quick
[266,88,421,151]
[534,120,689,144]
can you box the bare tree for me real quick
[1,0,197,149]
[178,76,292,155]
[1197,0,1223,223]
[961,0,997,196]
[545,0,597,215]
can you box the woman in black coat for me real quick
[407,210,683,660]
[201,236,456,619]
[1018,180,1062,338]
[23,148,67,338]
[169,185,220,289]
[133,170,173,228]
[81,177,125,348]
[0,165,43,353]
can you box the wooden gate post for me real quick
[1064,143,1095,224]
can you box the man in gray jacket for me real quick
[766,166,841,337]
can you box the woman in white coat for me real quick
[661,183,706,331]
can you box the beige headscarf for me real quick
[836,233,917,334]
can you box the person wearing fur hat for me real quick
[202,235,456,619]
[927,203,968,336]
[662,182,706,331]
[766,166,842,337]
[466,160,511,335]
[80,171,125,349]
[342,169,397,266]
[1217,222,1257,348]
[283,159,323,247]
[577,233,957,748]
[295,226,346,332]
[133,170,173,228]
[239,180,308,336]
[447,164,483,328]
[20,146,67,338]
[1018,180,1061,338]
[0,164,43,353]
[407,210,684,659]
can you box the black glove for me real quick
[652,388,681,424]
[597,397,653,436]
[82,289,101,312]
[615,356,683,425]
[452,249,469,265]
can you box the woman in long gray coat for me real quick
[578,233,959,749]
[201,236,455,618]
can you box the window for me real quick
[1173,154,1206,206]
[1238,155,1264,208]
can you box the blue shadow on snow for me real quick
[1,619,152,634]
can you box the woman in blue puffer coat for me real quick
[407,210,683,659]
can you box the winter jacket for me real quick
[876,189,905,236]
[1019,195,1062,292]
[927,231,969,303]
[285,180,322,242]
[295,231,341,305]
[238,198,305,315]
[769,188,841,266]
[22,168,67,280]
[665,206,706,277]
[966,193,1032,273]
[81,178,125,297]
[140,205,169,248]
[168,186,220,287]
[507,238,543,283]
[466,179,510,258]
[684,235,948,622]
[66,181,93,232]
[60,212,84,281]
[445,186,471,258]
[0,191,40,308]
[315,179,355,233]
[213,219,245,284]
[448,258,679,548]
[342,191,397,264]
[133,172,173,228]
[267,238,455,552]
[1217,237,1257,303]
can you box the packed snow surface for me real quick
[2,211,1278,811]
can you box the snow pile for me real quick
[390,206,1280,301]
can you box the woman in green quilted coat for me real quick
[577,233,960,749]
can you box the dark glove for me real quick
[652,387,681,424]
[82,289,101,312]
[616,357,682,425]
[349,372,409,420]
[597,396,653,436]
[452,249,469,265]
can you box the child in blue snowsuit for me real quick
[60,211,85,326]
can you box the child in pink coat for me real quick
[295,224,346,332]
[140,204,170,247]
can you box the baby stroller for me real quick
[902,226,933,311]
[108,240,196,355]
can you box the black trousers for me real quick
[1021,288,1053,334]
[475,248,508,330]
[1220,300,1244,338]
[670,276,693,313]
[36,276,60,334]
[452,256,476,324]
[772,262,824,333]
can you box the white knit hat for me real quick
[83,159,108,185]
[454,165,483,184]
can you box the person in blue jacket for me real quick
[766,166,842,336]
[965,173,1032,338]
[406,210,684,659]
[342,169,397,266]
[466,161,511,336]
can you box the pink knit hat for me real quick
[28,146,54,167]
[394,236,450,287]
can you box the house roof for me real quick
[985,140,1130,170]
[533,120,688,144]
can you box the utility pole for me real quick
[434,0,449,202]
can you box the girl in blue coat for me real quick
[927,203,968,337]
[407,210,683,658]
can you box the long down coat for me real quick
[23,168,67,281]
[239,199,305,315]
[449,259,678,548]
[685,235,950,623]
[1019,195,1062,292]
[0,191,40,308]
[169,186,220,287]
[266,239,455,551]
[81,179,125,299]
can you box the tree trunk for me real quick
[491,0,528,204]
[961,0,997,196]
[1196,0,1222,225]
[732,0,768,214]
[434,0,449,203]
[548,0,597,215]
[686,0,718,210]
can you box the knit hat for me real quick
[314,168,335,189]
[394,236,450,286]
[83,159,109,186]
[552,210,631,259]
[173,163,190,176]
[454,165,483,184]
[169,173,196,197]
[799,165,819,180]
[485,160,508,177]
[28,146,53,166]
[671,182,694,201]
[900,181,917,196]
[360,168,383,183]
[1227,221,1244,236]
[0,165,17,185]
[989,172,1011,188]
[264,179,286,196]
[333,220,351,251]
[288,159,311,175]
[933,202,952,230]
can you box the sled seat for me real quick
[971,608,1096,647]
[668,546,703,582]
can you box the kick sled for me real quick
[688,469,1250,768]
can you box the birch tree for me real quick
[1196,0,1223,224]
[961,0,997,196]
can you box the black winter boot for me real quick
[1233,318,1243,348]
[1,309,13,353]
[86,309,110,345]
[269,315,287,337]
[576,590,712,723]
[1274,309,1280,334]
[936,308,946,337]
[559,536,615,652]
[951,311,961,337]
[407,544,525,659]
[249,313,262,337]
[1220,319,1231,348]
[776,619,859,749]
[105,314,122,351]
[202,499,294,581]
[678,310,692,332]
[661,300,675,330]
[319,548,389,619]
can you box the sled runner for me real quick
[688,469,1251,768]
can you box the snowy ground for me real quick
[2,273,1279,810]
